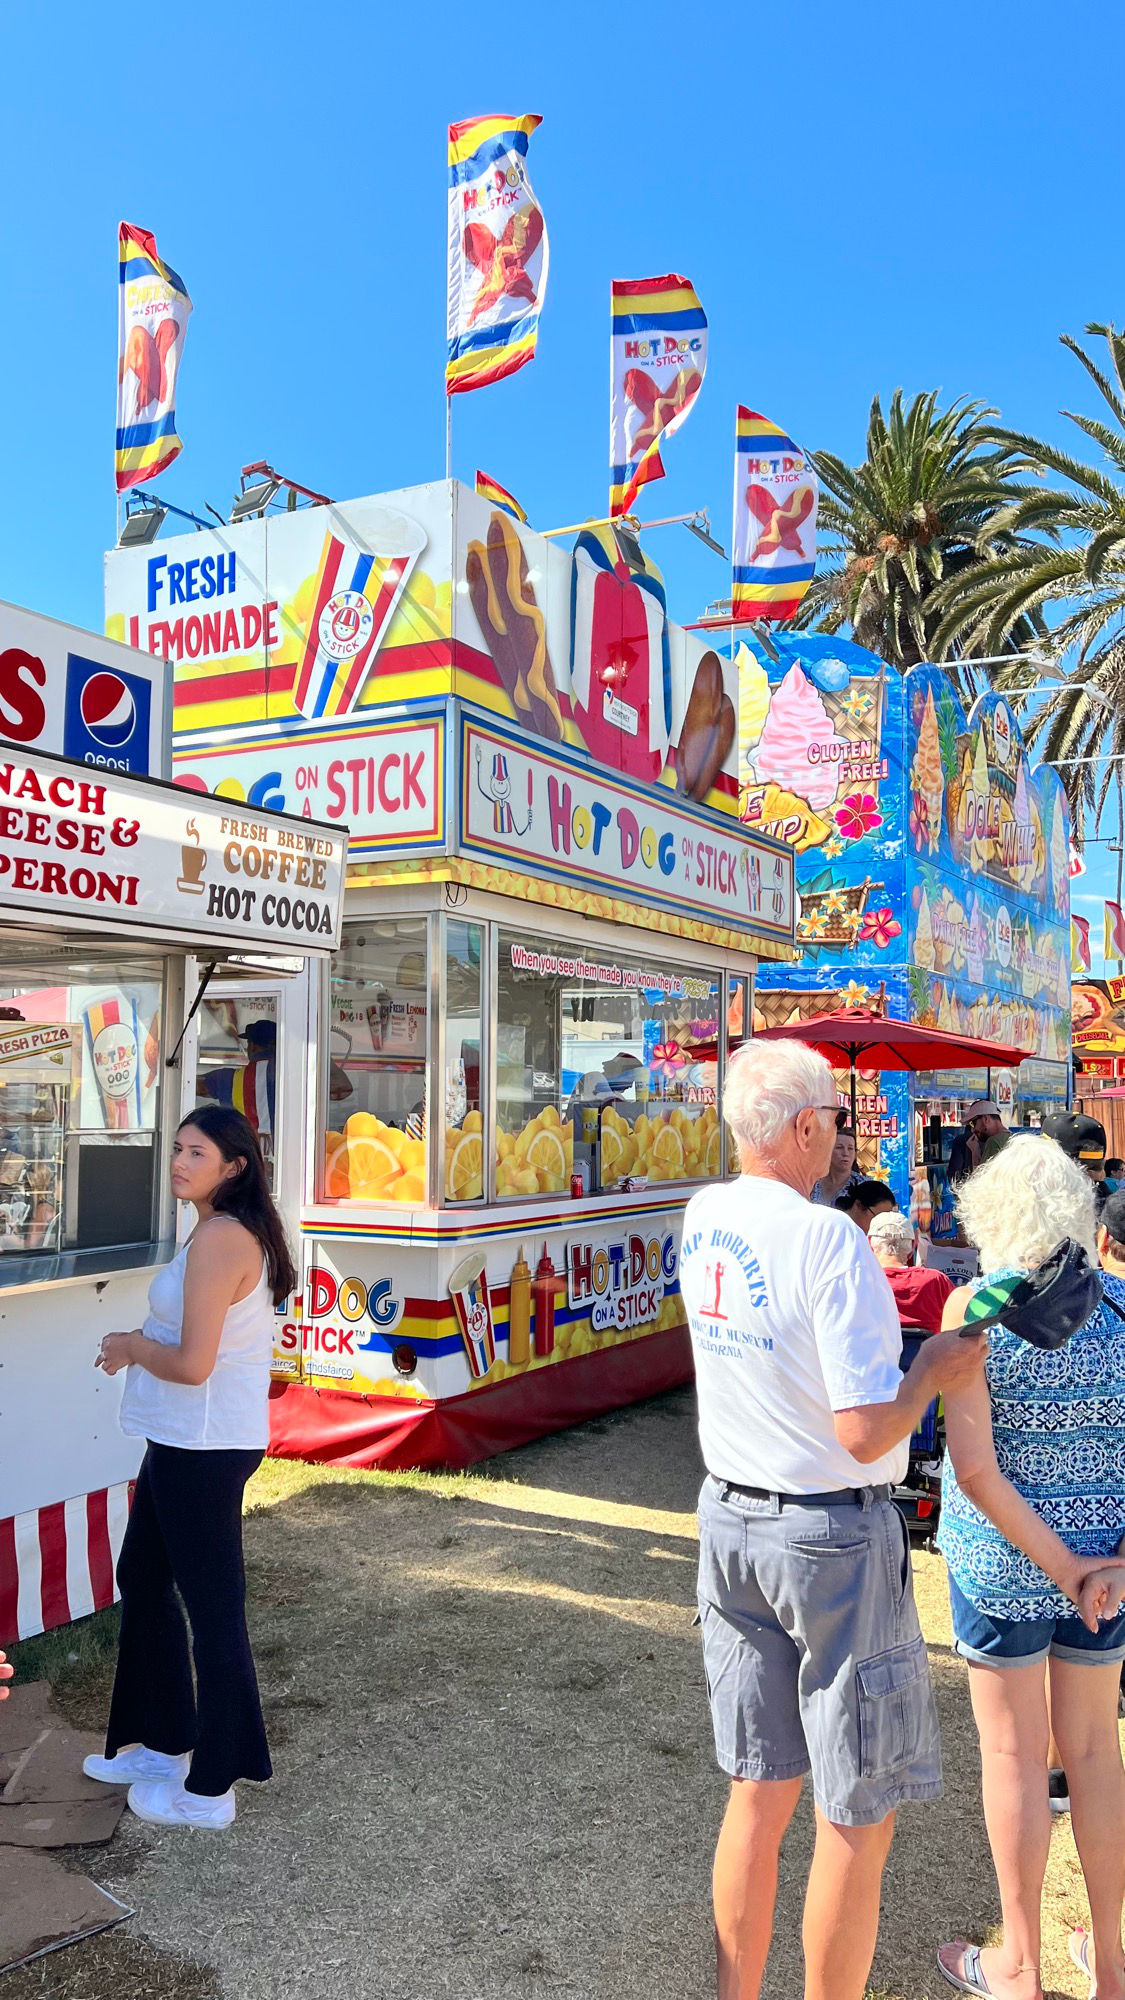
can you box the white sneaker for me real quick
[83,1745,191,1786]
[127,1778,236,1830]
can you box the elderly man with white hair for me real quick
[679,1039,987,2000]
[868,1208,954,1334]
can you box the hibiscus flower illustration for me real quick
[835,791,884,841]
[650,1041,684,1080]
[856,906,903,949]
[908,789,932,852]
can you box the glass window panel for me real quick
[495,930,722,1197]
[442,919,484,1203]
[323,918,428,1204]
[195,991,279,1190]
[0,937,164,1255]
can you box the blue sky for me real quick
[3,0,1121,957]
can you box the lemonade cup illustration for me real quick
[293,508,427,723]
[448,1250,496,1379]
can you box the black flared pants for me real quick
[105,1440,272,1796]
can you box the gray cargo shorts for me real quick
[697,1474,942,1825]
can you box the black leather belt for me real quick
[711,1477,892,1507]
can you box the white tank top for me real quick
[118,1233,273,1451]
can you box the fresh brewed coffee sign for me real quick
[0,747,345,954]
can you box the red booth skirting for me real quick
[267,1323,694,1472]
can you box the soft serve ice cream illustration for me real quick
[910,688,944,853]
[753,663,841,812]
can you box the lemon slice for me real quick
[347,1135,402,1186]
[651,1125,685,1177]
[704,1127,722,1177]
[448,1131,483,1198]
[526,1127,566,1184]
[600,1123,624,1180]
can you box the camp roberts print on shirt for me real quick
[680,1226,773,1358]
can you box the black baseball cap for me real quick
[243,1020,277,1052]
[1042,1111,1106,1166]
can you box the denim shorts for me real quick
[948,1575,1125,1667]
[697,1475,941,1826]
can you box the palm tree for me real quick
[930,323,1125,842]
[800,389,1040,674]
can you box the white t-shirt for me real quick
[680,1177,908,1492]
[119,1238,273,1451]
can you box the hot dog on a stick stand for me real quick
[0,601,346,1643]
[106,480,797,1469]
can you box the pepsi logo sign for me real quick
[79,672,136,750]
[63,654,153,773]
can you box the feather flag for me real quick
[1105,901,1125,962]
[475,471,527,523]
[731,407,818,621]
[609,277,707,518]
[447,115,548,396]
[1071,915,1091,974]
[115,223,192,492]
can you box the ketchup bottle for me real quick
[533,1244,559,1358]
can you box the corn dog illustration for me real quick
[466,512,563,742]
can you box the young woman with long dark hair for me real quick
[86,1104,296,1830]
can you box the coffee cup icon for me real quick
[178,818,206,895]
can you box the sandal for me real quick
[938,1942,994,1995]
[1069,1928,1096,1999]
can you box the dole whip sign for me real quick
[0,747,345,954]
[460,716,794,939]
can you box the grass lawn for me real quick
[7,1387,1120,2000]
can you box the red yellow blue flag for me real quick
[731,407,819,622]
[447,115,548,397]
[115,223,192,492]
[475,471,527,523]
[609,277,707,518]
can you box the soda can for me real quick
[570,1172,584,1200]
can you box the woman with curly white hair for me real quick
[934,1137,1125,2000]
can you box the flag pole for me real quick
[445,395,452,484]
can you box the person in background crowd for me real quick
[1043,1111,1111,1217]
[1097,1189,1125,1278]
[835,1178,896,1235]
[935,1138,1125,2000]
[1105,1156,1124,1187]
[199,1019,277,1133]
[0,1650,11,1698]
[869,1209,954,1333]
[811,1117,861,1206]
[87,1104,296,1832]
[680,1040,987,2000]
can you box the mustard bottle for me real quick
[508,1246,531,1366]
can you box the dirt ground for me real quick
[9,1384,1120,2000]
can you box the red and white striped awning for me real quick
[0,1481,133,1645]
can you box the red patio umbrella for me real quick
[753,1006,1031,1128]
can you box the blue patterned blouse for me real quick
[937,1267,1125,1620]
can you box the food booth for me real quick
[736,633,1071,1254]
[0,672,346,1643]
[106,480,797,1469]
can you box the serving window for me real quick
[494,930,725,1198]
[0,936,166,1257]
[321,918,429,1203]
[319,911,746,1208]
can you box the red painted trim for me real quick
[267,1323,693,1472]
[86,1488,115,1613]
[0,1512,18,1647]
[37,1501,70,1631]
